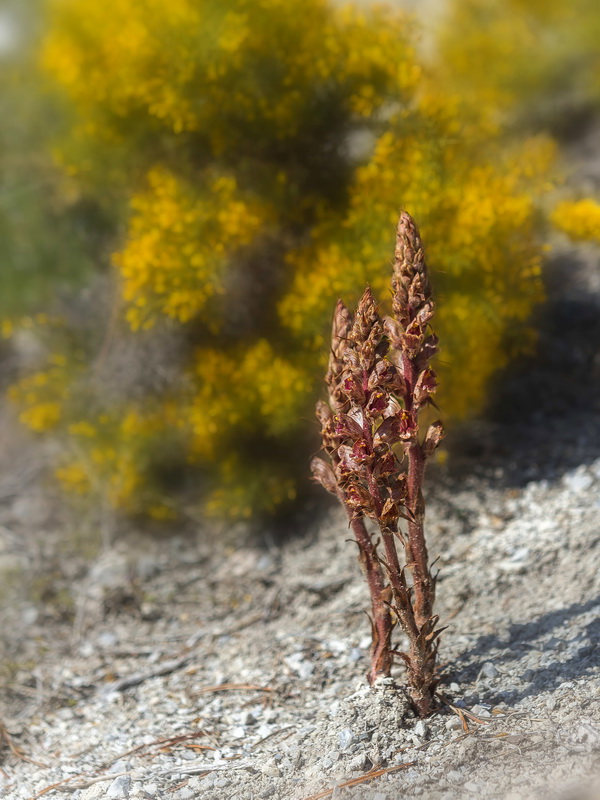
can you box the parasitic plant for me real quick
[312,211,444,716]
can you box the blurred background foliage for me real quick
[435,0,600,134]
[2,0,600,524]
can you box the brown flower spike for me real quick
[312,211,444,717]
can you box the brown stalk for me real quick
[390,212,439,629]
[312,211,444,717]
[313,298,393,682]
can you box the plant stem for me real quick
[406,441,434,629]
[378,524,436,716]
[402,355,434,630]
[342,501,393,682]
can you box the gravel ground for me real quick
[1,434,599,800]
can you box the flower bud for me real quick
[414,369,437,406]
[342,374,366,405]
[345,482,373,515]
[366,390,389,418]
[379,495,399,526]
[310,457,337,494]
[422,420,444,456]
[333,412,364,440]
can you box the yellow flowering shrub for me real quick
[551,199,600,244]
[41,0,419,196]
[50,397,184,514]
[435,0,600,125]
[7,316,80,432]
[9,367,66,433]
[5,315,183,516]
[204,455,298,520]
[114,168,271,330]
[185,340,312,516]
[55,407,172,511]
[189,340,311,453]
[5,0,564,519]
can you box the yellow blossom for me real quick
[551,199,600,243]
[113,168,270,330]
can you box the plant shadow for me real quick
[448,594,600,707]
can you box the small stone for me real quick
[325,639,347,655]
[368,746,381,765]
[77,785,103,800]
[446,770,463,784]
[544,637,567,653]
[446,717,462,730]
[108,761,132,775]
[338,728,354,750]
[563,469,594,493]
[498,559,528,574]
[413,721,428,739]
[571,722,600,751]
[230,726,246,739]
[140,602,160,621]
[79,642,95,658]
[470,704,491,718]
[508,546,530,562]
[22,607,38,626]
[284,652,315,679]
[173,789,194,800]
[348,753,369,771]
[97,631,118,649]
[373,676,395,689]
[88,551,130,591]
[477,662,499,681]
[260,760,281,778]
[106,774,131,799]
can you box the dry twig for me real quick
[302,761,418,800]
[195,682,273,695]
[98,654,192,696]
[0,718,46,768]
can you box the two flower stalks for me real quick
[311,212,444,717]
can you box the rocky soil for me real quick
[1,403,600,800]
